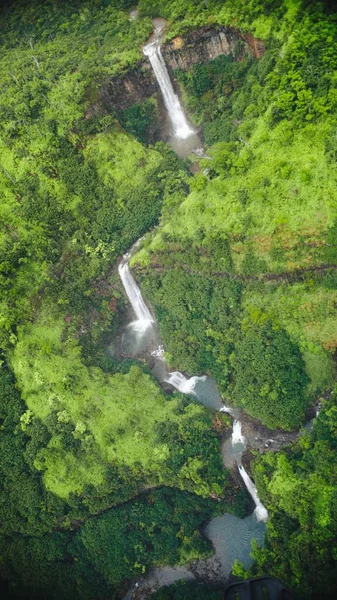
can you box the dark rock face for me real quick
[162,25,265,71]
[99,62,157,113]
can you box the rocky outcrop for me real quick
[91,25,264,123]
[162,25,265,71]
[98,63,156,113]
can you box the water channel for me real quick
[120,18,268,599]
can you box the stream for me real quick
[120,18,268,599]
[119,242,268,595]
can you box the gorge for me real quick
[118,20,269,596]
[0,1,336,599]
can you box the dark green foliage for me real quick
[0,489,224,599]
[250,394,337,597]
[0,368,67,536]
[141,267,241,388]
[119,98,158,143]
[150,580,224,599]
[0,533,110,600]
[232,321,309,429]
[176,55,254,145]
[1,1,337,599]
[78,489,219,585]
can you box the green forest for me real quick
[0,0,337,598]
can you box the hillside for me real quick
[0,1,337,599]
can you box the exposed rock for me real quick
[93,25,264,121]
[162,25,265,71]
[240,412,301,454]
[99,62,156,113]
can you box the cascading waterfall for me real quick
[118,249,153,333]
[118,248,268,522]
[118,19,268,526]
[238,465,269,522]
[143,41,194,140]
[118,246,206,389]
[164,371,207,395]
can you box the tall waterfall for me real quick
[232,420,245,445]
[238,465,268,522]
[143,41,194,140]
[118,250,153,333]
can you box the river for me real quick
[119,17,268,599]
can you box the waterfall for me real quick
[118,252,153,333]
[143,41,194,140]
[118,246,268,522]
[219,405,234,415]
[232,420,245,445]
[164,371,207,395]
[151,345,165,360]
[238,465,268,522]
[118,251,207,391]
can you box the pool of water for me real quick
[192,376,224,411]
[204,512,266,577]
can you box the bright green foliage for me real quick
[0,124,177,347]
[11,314,226,499]
[0,0,167,348]
[232,320,309,429]
[136,0,337,423]
[1,0,337,598]
[250,394,337,597]
[0,365,238,598]
[0,3,233,596]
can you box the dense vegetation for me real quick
[0,0,337,598]
[135,0,337,430]
[134,0,337,596]
[249,392,337,598]
[0,1,237,597]
[1,472,229,598]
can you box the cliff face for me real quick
[94,26,264,123]
[99,63,156,113]
[162,25,265,71]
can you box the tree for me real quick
[232,320,309,429]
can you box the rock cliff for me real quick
[92,25,264,130]
[98,63,156,113]
[162,25,265,71]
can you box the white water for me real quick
[118,252,153,333]
[238,465,268,522]
[118,252,204,392]
[120,17,268,541]
[219,405,233,415]
[143,41,194,139]
[151,345,165,360]
[118,248,268,522]
[232,420,245,445]
[118,247,268,600]
[164,371,207,395]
